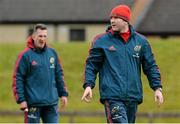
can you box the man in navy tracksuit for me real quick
[12,24,68,123]
[82,5,163,123]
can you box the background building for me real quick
[0,0,180,42]
[0,0,133,42]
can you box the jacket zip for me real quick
[43,52,51,103]
[123,35,132,101]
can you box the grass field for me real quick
[0,37,180,123]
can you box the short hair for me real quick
[33,23,47,33]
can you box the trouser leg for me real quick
[126,101,138,123]
[104,100,128,123]
[41,104,59,123]
[24,107,40,123]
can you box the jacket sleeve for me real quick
[12,54,27,104]
[83,39,104,89]
[142,41,162,90]
[54,52,68,97]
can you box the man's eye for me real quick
[39,35,47,38]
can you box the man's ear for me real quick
[32,33,35,40]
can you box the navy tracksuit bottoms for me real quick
[24,105,59,123]
[104,99,138,123]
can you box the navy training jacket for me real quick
[83,26,162,104]
[13,37,68,106]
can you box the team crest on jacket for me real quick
[133,45,141,58]
[134,45,141,52]
[50,57,55,68]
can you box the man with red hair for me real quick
[82,5,163,123]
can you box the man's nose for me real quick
[41,36,46,40]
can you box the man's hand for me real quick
[154,88,163,106]
[61,96,68,109]
[81,86,92,103]
[20,101,28,112]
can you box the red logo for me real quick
[32,60,38,66]
[109,45,116,51]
